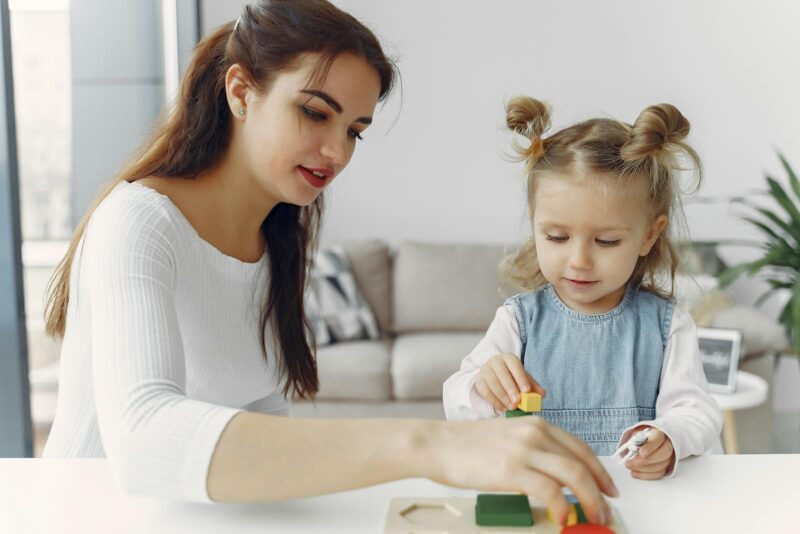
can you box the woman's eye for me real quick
[301,105,326,121]
[546,235,567,243]
[348,129,364,141]
[597,239,621,246]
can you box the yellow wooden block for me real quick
[546,504,578,526]
[517,392,542,412]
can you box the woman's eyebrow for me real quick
[299,89,372,125]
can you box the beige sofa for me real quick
[293,240,511,420]
[292,240,785,455]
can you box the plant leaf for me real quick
[791,278,800,355]
[778,153,800,204]
[766,176,800,227]
[749,206,800,247]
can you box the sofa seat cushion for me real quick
[391,332,485,399]
[315,339,392,400]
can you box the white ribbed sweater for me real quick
[43,181,289,501]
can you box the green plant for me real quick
[718,153,800,357]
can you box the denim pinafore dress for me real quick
[505,284,674,455]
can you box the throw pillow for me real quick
[306,246,381,346]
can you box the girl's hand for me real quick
[432,417,619,527]
[474,353,546,412]
[624,427,675,480]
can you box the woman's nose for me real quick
[319,132,349,167]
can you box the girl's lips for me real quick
[566,278,598,288]
[298,166,327,189]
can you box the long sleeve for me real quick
[83,196,242,501]
[616,306,723,476]
[443,305,522,420]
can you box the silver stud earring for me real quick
[238,108,246,116]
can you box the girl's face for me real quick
[533,173,667,314]
[228,52,382,208]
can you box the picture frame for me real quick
[696,327,743,394]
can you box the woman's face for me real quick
[230,52,382,207]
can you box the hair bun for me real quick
[620,103,690,163]
[506,96,551,168]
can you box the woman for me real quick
[42,0,618,526]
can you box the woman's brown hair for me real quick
[501,96,702,298]
[45,0,397,399]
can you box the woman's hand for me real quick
[474,353,546,412]
[624,426,675,480]
[430,416,619,526]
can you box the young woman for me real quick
[42,1,618,526]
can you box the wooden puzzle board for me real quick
[384,496,627,533]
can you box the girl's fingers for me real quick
[630,467,668,480]
[503,356,532,393]
[474,380,507,413]
[485,376,513,410]
[490,360,523,408]
[628,456,672,474]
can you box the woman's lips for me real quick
[298,166,327,189]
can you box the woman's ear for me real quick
[640,215,668,256]
[225,63,256,118]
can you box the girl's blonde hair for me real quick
[500,96,702,298]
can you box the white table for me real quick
[710,370,769,454]
[1,455,798,533]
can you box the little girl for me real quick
[443,97,723,479]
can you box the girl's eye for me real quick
[546,235,568,243]
[597,239,621,246]
[348,128,364,141]
[301,105,326,121]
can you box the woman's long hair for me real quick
[45,0,397,399]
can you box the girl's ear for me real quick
[639,215,668,256]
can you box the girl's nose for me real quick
[568,243,593,270]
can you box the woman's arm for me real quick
[208,412,620,526]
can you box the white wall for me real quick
[202,1,800,310]
[204,1,800,244]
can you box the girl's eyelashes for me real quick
[301,105,365,141]
[544,234,621,246]
[546,235,568,243]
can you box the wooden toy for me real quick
[475,494,533,526]
[518,392,542,412]
[384,494,626,533]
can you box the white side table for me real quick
[710,370,769,454]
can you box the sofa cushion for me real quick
[315,339,392,400]
[393,242,508,333]
[339,240,392,335]
[307,246,381,345]
[391,332,485,399]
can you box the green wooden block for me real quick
[475,494,533,527]
[504,409,532,418]
[566,494,588,523]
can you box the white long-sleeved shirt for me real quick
[43,181,289,501]
[443,304,723,475]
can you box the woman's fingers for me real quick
[538,422,619,499]
[514,470,571,526]
[527,449,612,526]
